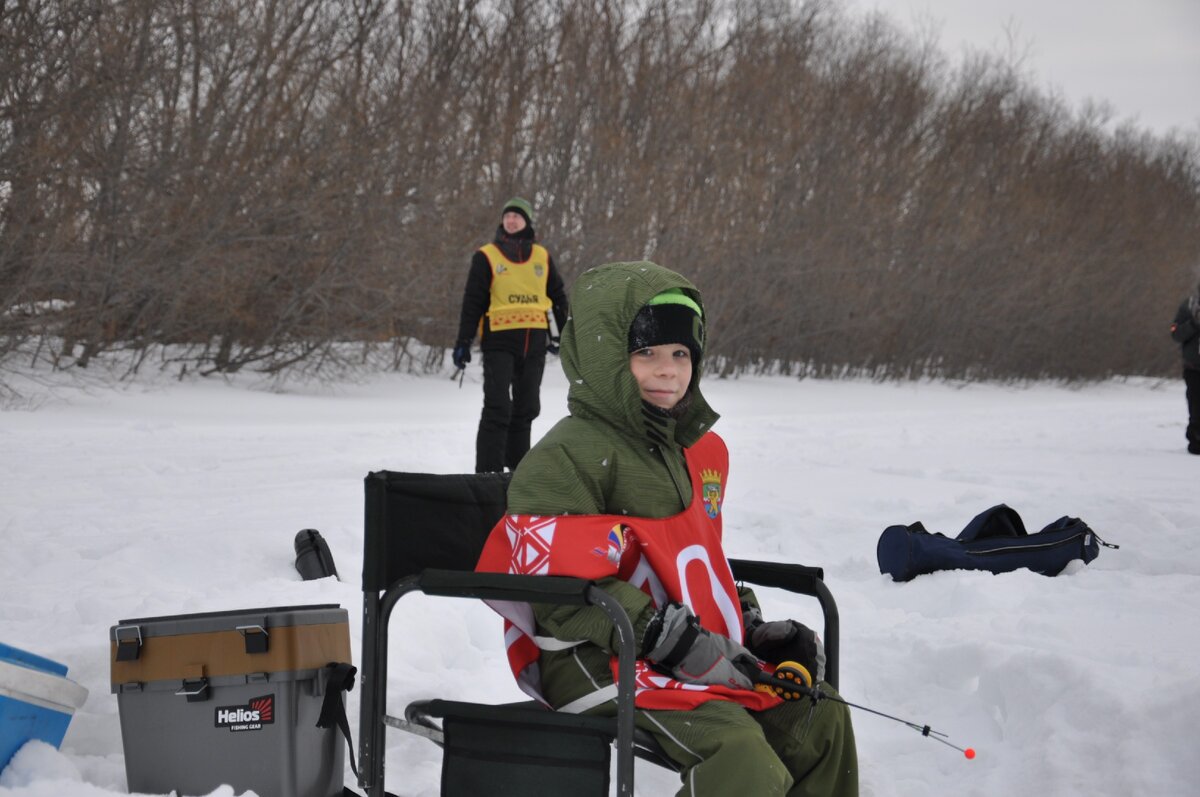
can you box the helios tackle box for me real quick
[109,604,351,797]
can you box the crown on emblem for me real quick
[700,468,722,485]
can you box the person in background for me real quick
[1169,280,1200,455]
[453,197,568,473]
[477,261,858,796]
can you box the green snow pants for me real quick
[593,682,858,796]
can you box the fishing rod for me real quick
[755,662,976,760]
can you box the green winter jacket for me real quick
[506,260,724,710]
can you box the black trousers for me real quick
[476,347,547,473]
[1185,367,1200,453]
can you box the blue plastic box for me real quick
[0,642,89,772]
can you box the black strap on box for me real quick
[318,662,361,780]
[318,662,401,797]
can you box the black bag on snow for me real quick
[876,504,1116,582]
[294,528,339,580]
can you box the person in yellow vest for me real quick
[454,197,569,473]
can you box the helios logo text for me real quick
[214,694,275,732]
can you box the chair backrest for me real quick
[362,471,512,592]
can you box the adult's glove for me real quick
[452,340,471,369]
[642,602,759,690]
[745,618,826,685]
[546,336,560,356]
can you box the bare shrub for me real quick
[1,0,1197,393]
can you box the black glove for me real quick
[745,619,826,684]
[546,336,560,356]
[642,602,759,690]
[452,341,471,369]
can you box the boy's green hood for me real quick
[560,261,718,447]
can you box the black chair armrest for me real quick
[729,558,840,690]
[418,569,594,605]
[729,558,824,594]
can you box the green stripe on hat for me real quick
[647,288,702,317]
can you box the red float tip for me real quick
[964,748,976,760]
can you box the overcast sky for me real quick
[860,0,1200,136]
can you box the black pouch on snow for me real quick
[294,528,339,580]
[876,504,1117,582]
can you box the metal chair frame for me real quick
[356,470,839,797]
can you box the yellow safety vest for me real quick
[480,243,553,332]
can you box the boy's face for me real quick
[629,344,693,410]
[502,211,527,234]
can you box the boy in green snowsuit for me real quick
[498,261,858,796]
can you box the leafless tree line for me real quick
[2,0,1198,388]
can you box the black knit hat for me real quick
[627,290,704,363]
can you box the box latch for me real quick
[176,664,209,703]
[114,625,143,662]
[236,624,269,654]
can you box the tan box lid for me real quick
[109,604,350,686]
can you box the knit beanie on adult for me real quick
[627,289,704,363]
[502,197,534,226]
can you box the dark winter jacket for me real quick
[455,224,569,355]
[505,261,730,709]
[1171,294,1200,371]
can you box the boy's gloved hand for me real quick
[745,619,826,684]
[642,602,758,690]
[452,341,471,369]
[546,336,560,355]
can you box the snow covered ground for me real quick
[1,362,1197,796]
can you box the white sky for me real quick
[861,0,1200,136]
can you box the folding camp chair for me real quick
[357,470,840,797]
